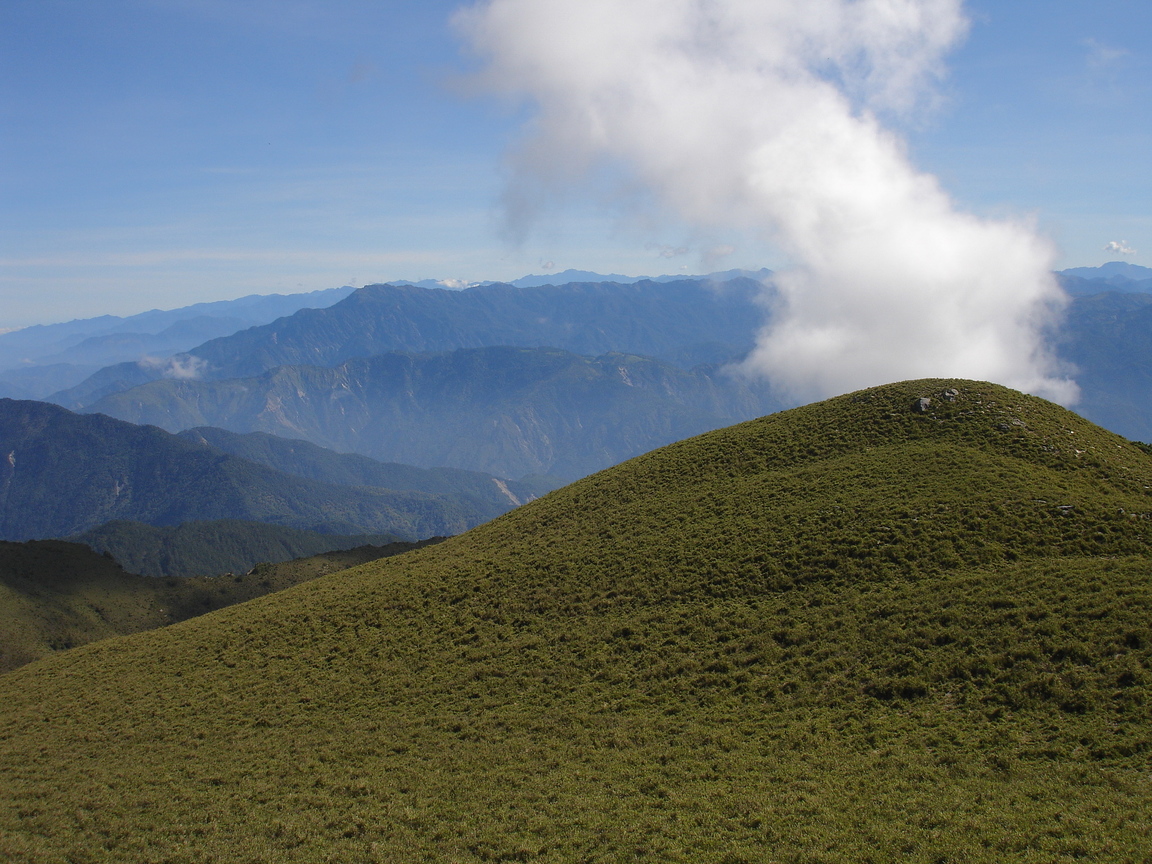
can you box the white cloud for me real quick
[1104,240,1136,255]
[1084,38,1128,69]
[459,0,1076,405]
[139,355,209,380]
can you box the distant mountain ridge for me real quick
[48,276,767,408]
[86,346,781,479]
[37,264,1152,452]
[0,399,530,541]
[389,267,772,290]
[1058,261,1152,282]
[179,276,767,381]
[1056,261,1152,296]
[0,285,356,398]
[174,426,559,507]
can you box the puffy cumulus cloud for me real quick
[457,0,1077,405]
[1105,241,1136,255]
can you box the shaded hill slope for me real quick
[1,380,1151,862]
[68,519,409,579]
[86,347,780,478]
[0,399,514,540]
[0,537,437,673]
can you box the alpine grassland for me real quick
[1,380,1150,862]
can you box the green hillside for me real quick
[69,519,409,578]
[1,380,1151,862]
[0,537,438,673]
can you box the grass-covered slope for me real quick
[0,537,438,673]
[1,380,1151,862]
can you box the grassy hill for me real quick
[1,379,1150,862]
[0,537,438,673]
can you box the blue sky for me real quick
[1,0,1149,328]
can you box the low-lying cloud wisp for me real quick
[457,0,1077,404]
[139,355,208,381]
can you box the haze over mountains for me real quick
[31,263,1152,462]
[89,346,778,479]
[6,262,1152,582]
[0,285,356,400]
[1056,261,1152,296]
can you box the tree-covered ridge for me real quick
[0,380,1149,862]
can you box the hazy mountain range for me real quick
[0,285,356,399]
[6,261,1152,571]
[34,263,1152,457]
[1056,260,1152,295]
[0,399,548,543]
[86,346,780,479]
